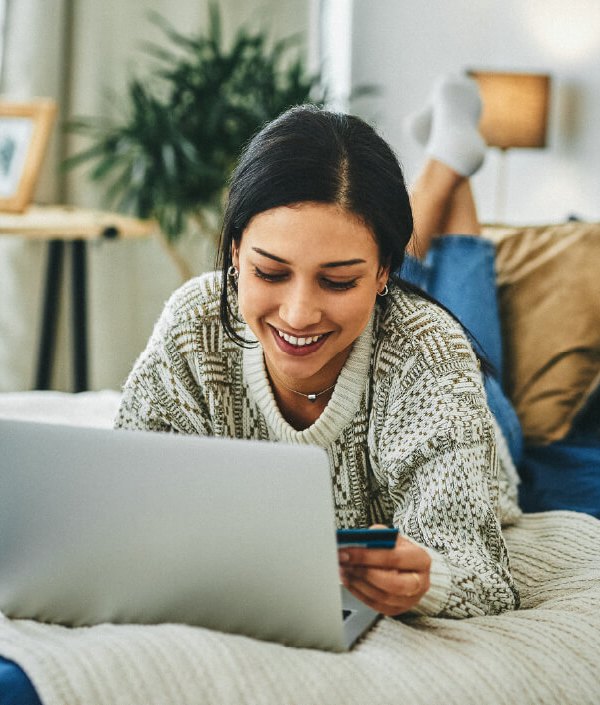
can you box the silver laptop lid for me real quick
[0,420,349,651]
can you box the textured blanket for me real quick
[1,510,599,705]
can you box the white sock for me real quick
[425,74,486,177]
[402,74,476,147]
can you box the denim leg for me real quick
[399,252,432,291]
[399,236,523,465]
[484,375,524,465]
[0,657,43,705]
[400,236,502,371]
[426,236,503,375]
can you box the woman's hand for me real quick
[338,525,431,616]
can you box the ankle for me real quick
[414,158,465,192]
[425,74,486,177]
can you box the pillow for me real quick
[482,222,600,445]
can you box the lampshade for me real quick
[468,71,551,149]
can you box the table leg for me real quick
[35,240,64,390]
[71,240,88,392]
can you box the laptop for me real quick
[0,419,379,651]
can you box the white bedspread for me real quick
[1,392,599,705]
[0,390,121,427]
[0,512,598,705]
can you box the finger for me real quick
[344,565,428,598]
[342,577,413,617]
[343,569,408,607]
[339,540,431,571]
[343,568,427,615]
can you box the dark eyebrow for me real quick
[252,247,366,268]
[320,258,366,268]
[252,247,289,264]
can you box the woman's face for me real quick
[232,202,388,391]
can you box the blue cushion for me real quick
[519,435,600,518]
[0,657,42,705]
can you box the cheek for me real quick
[237,277,275,321]
[335,290,377,329]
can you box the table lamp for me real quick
[468,70,551,221]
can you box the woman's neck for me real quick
[265,356,346,430]
[270,384,333,430]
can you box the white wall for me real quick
[0,0,68,392]
[0,0,310,392]
[349,0,600,225]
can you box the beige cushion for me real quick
[483,222,600,445]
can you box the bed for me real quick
[1,220,600,704]
[0,506,598,705]
[1,395,599,703]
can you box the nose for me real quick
[278,281,322,331]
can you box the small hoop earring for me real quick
[227,265,239,283]
[377,284,389,297]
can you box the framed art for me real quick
[0,100,57,212]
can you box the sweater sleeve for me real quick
[115,283,214,436]
[372,365,520,619]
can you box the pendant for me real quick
[307,393,317,402]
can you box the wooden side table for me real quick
[0,205,156,391]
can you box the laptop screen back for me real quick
[0,420,347,650]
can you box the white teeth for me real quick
[277,330,324,347]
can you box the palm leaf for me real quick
[65,3,323,239]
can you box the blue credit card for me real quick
[336,528,398,549]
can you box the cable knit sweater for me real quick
[116,272,521,618]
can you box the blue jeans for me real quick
[0,657,41,705]
[400,235,524,465]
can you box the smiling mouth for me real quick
[269,326,330,349]
[277,329,325,347]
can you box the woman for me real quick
[116,76,521,619]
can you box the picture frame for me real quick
[0,100,57,212]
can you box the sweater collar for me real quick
[243,313,374,446]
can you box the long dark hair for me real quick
[217,104,413,345]
[215,104,494,376]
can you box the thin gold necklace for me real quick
[268,368,336,403]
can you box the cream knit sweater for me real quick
[116,272,521,618]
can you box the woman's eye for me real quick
[253,267,357,291]
[321,278,358,291]
[253,267,287,282]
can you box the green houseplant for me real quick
[67,4,322,266]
